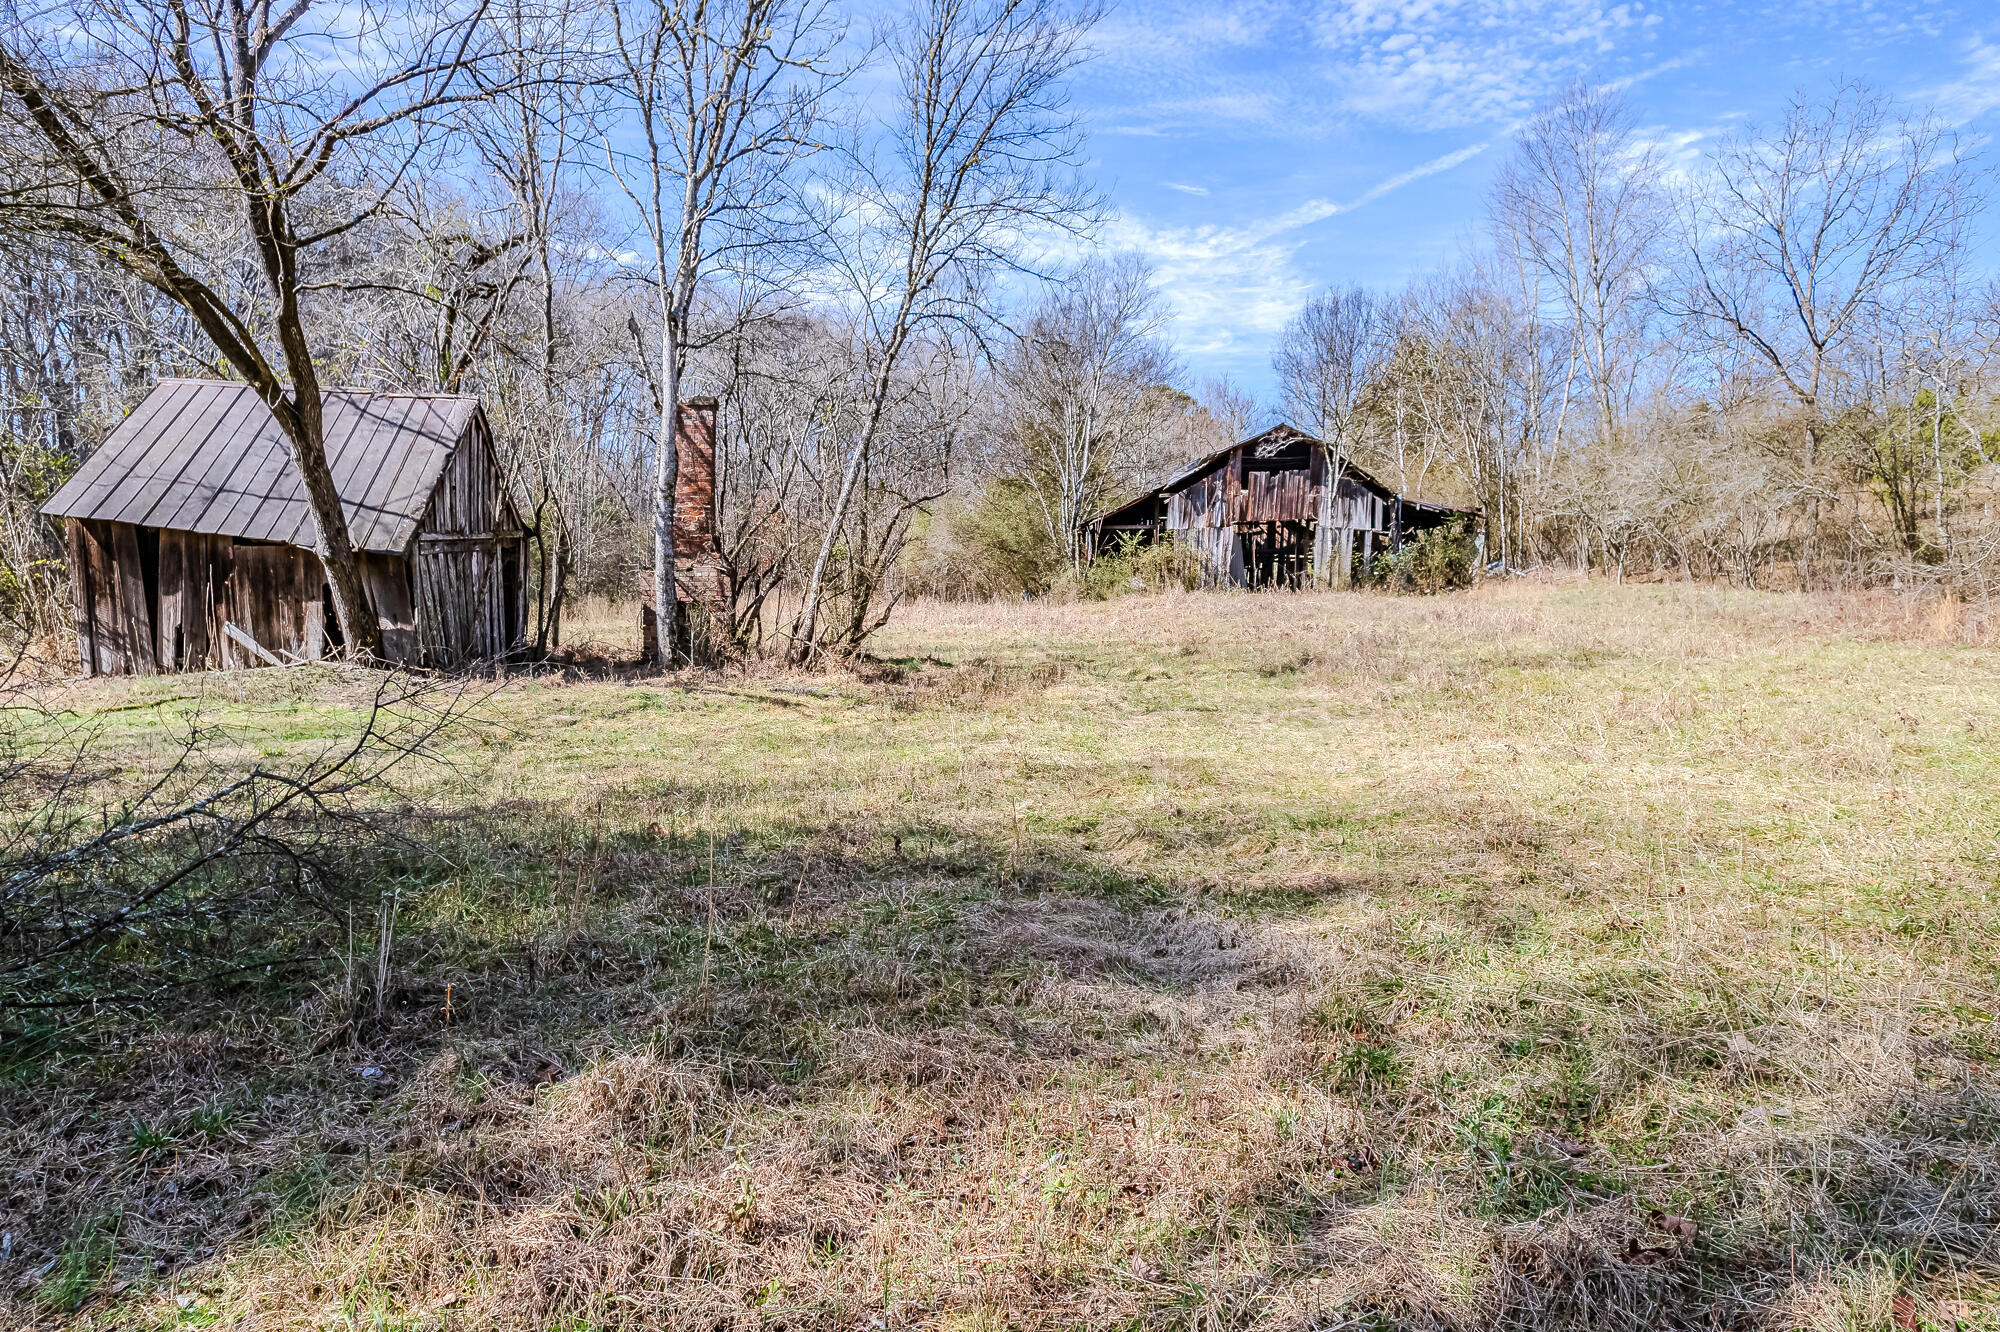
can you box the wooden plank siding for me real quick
[1096,423,1476,592]
[405,416,526,666]
[226,543,324,666]
[154,529,232,671]
[47,382,527,675]
[360,553,419,665]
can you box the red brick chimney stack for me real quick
[641,397,725,662]
[674,397,717,560]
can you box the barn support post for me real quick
[1336,528,1354,589]
[1362,529,1375,582]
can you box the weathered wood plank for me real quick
[156,528,186,670]
[107,521,157,674]
[67,518,99,675]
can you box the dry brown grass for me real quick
[5,579,1999,1330]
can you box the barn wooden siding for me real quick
[46,381,527,675]
[407,414,525,666]
[68,519,328,674]
[1092,424,1475,591]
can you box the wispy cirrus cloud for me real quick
[1923,37,2000,127]
[1314,0,1661,130]
[1063,0,2000,396]
[1089,0,1665,138]
[1103,142,1492,359]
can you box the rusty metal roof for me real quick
[41,379,481,554]
[1156,423,1395,497]
[1095,422,1481,527]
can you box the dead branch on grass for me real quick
[0,667,476,1014]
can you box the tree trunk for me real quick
[795,335,905,662]
[650,323,680,666]
[265,373,381,659]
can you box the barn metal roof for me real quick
[41,379,481,554]
[1094,422,1480,528]
[1156,423,1397,498]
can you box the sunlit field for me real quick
[6,580,1999,1331]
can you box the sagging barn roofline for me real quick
[1090,422,1479,589]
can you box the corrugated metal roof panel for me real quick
[42,380,486,554]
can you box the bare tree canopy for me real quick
[789,0,1102,658]
[1491,80,1665,439]
[603,0,844,660]
[1274,284,1392,454]
[1003,254,1176,572]
[4,42,2000,668]
[1676,84,1976,434]
[0,0,519,655]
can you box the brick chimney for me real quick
[640,397,725,664]
[673,397,718,561]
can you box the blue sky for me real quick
[1066,0,2000,401]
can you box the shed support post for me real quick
[1362,529,1374,582]
[1336,528,1354,589]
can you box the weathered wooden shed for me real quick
[1092,423,1476,588]
[42,378,527,674]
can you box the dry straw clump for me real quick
[6,580,1999,1330]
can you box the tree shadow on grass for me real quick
[3,792,1996,1331]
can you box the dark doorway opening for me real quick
[136,525,162,646]
[1238,522,1313,589]
[322,583,345,655]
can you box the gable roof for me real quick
[42,379,483,554]
[1095,421,1479,527]
[1157,422,1398,499]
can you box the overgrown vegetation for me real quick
[1,670,472,1016]
[1072,533,1202,600]
[1383,521,1477,594]
[3,583,1995,1329]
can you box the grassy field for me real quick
[5,581,1999,1330]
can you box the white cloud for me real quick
[1923,37,2000,127]
[1313,0,1656,130]
[1087,0,1664,137]
[1102,144,1490,359]
[1163,182,1211,196]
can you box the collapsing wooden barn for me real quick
[1091,423,1476,588]
[42,378,527,674]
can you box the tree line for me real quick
[1273,81,1998,596]
[1,2,1994,669]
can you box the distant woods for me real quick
[1,6,1995,667]
[1276,81,1998,594]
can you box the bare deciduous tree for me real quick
[1274,284,1396,581]
[0,0,509,656]
[790,0,1102,660]
[603,0,841,661]
[1677,88,1973,445]
[1003,255,1175,573]
[1492,82,1665,442]
[1274,285,1391,453]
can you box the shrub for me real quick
[1076,535,1201,600]
[1385,520,1477,594]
